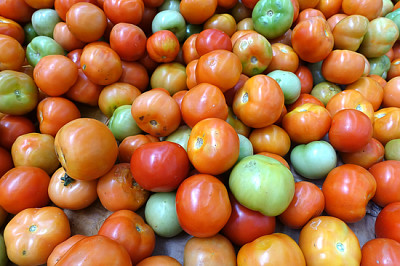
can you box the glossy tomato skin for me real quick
[118,134,159,163]
[373,107,400,146]
[176,174,231,238]
[0,166,50,214]
[54,0,98,21]
[299,216,361,265]
[4,206,71,266]
[222,193,276,246]
[0,115,35,150]
[98,210,155,264]
[55,235,132,266]
[103,0,144,25]
[249,124,291,156]
[0,0,35,23]
[146,30,180,63]
[47,235,88,266]
[322,164,377,223]
[0,34,25,71]
[130,141,189,192]
[339,137,384,169]
[237,233,306,266]
[375,202,400,243]
[369,160,400,207]
[187,118,240,175]
[361,238,400,266]
[196,29,232,56]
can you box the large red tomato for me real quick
[361,238,400,266]
[375,202,400,243]
[369,160,400,207]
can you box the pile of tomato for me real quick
[1,0,400,265]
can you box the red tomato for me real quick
[146,30,180,63]
[375,202,400,243]
[118,134,159,163]
[279,181,325,229]
[0,34,25,71]
[361,238,400,266]
[295,65,313,94]
[0,0,35,23]
[322,164,377,223]
[369,160,400,207]
[328,109,373,153]
[98,210,155,264]
[119,61,149,92]
[0,115,35,150]
[65,69,103,106]
[187,118,240,175]
[339,137,384,169]
[0,16,25,44]
[176,174,231,237]
[0,166,50,214]
[0,146,13,177]
[103,0,144,25]
[196,29,232,56]
[182,33,200,64]
[130,141,189,192]
[222,193,275,246]
[53,22,86,52]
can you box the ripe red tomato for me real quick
[369,160,400,207]
[0,166,50,214]
[222,193,276,246]
[146,30,180,63]
[0,147,13,177]
[130,141,189,192]
[65,69,104,106]
[375,202,400,243]
[196,29,232,56]
[103,0,144,25]
[0,115,35,150]
[361,238,400,266]
[53,22,86,52]
[98,210,155,264]
[339,137,384,169]
[118,134,159,163]
[176,174,231,238]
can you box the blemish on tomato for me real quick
[139,116,144,121]
[195,137,203,149]
[242,92,249,103]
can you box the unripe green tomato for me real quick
[311,81,342,106]
[108,105,142,142]
[166,125,192,151]
[237,134,253,162]
[267,70,301,104]
[385,139,400,161]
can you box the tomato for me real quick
[287,93,324,111]
[56,235,132,266]
[373,107,400,145]
[0,16,24,45]
[225,107,251,137]
[222,193,275,246]
[65,69,103,106]
[182,33,200,64]
[196,49,242,93]
[342,0,382,20]
[11,133,59,175]
[224,74,249,107]
[387,58,400,81]
[0,115,35,150]
[299,216,361,265]
[0,0,34,23]
[0,147,13,177]
[316,0,342,19]
[54,0,98,21]
[137,255,180,266]
[53,22,86,52]
[80,42,123,86]
[0,166,50,214]
[345,76,384,111]
[48,167,98,210]
[47,235,88,266]
[0,34,25,71]
[339,138,384,169]
[98,210,155,264]
[109,23,147,61]
[119,61,149,92]
[131,89,181,137]
[146,30,180,63]
[369,160,400,207]
[332,15,369,51]
[264,43,299,74]
[180,0,218,25]
[103,0,144,25]
[282,103,331,144]
[375,202,400,243]
[321,50,366,85]
[118,134,158,163]
[54,118,119,181]
[361,238,400,266]
[249,124,291,156]
[181,83,228,128]
[183,234,236,265]
[204,13,237,36]
[4,206,71,266]
[176,174,231,237]
[150,63,187,95]
[296,8,326,24]
[130,141,189,192]
[383,76,400,108]
[233,75,284,128]
[196,29,232,56]
[237,233,306,265]
[33,55,79,96]
[322,164,377,223]
[187,118,239,175]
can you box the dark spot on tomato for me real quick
[139,116,144,121]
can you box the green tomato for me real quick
[0,70,38,116]
[237,134,253,162]
[31,9,61,38]
[23,22,38,45]
[290,140,337,180]
[382,0,394,17]
[165,125,192,151]
[0,235,7,266]
[386,8,400,39]
[26,36,65,67]
[144,192,183,238]
[108,105,142,142]
[229,154,295,216]
[311,81,342,106]
[267,70,301,104]
[158,0,180,12]
[152,10,186,42]
[385,139,400,161]
[368,55,391,79]
[252,0,294,39]
[308,61,326,85]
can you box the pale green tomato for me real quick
[158,0,180,12]
[166,125,191,151]
[144,192,183,238]
[290,140,337,180]
[31,9,61,38]
[229,155,295,216]
[369,55,391,79]
[108,105,142,142]
[237,134,253,162]
[26,36,65,67]
[152,10,186,42]
[267,70,301,104]
[385,139,400,161]
[311,81,342,106]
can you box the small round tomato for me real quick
[322,164,377,223]
[373,107,400,146]
[176,174,231,238]
[54,0,98,21]
[0,115,35,150]
[48,167,98,210]
[265,43,299,73]
[375,202,400,243]
[103,0,144,25]
[187,118,239,175]
[328,109,373,153]
[0,34,25,71]
[369,160,400,207]
[295,65,313,94]
[0,166,50,214]
[146,30,180,63]
[299,216,361,265]
[179,0,217,25]
[222,193,275,246]
[196,29,232,56]
[53,22,86,52]
[249,124,291,156]
[150,62,187,95]
[183,234,236,265]
[279,181,325,229]
[4,206,71,266]
[130,141,189,192]
[237,233,306,265]
[361,238,400,266]
[47,235,88,266]
[65,69,103,106]
[339,137,384,169]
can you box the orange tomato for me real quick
[373,107,400,145]
[339,138,384,169]
[0,16,25,44]
[341,0,382,20]
[182,33,200,64]
[0,34,25,71]
[249,125,291,157]
[316,0,342,19]
[383,76,400,108]
[265,43,299,73]
[345,76,384,111]
[332,15,369,51]
[180,0,218,25]
[295,65,313,94]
